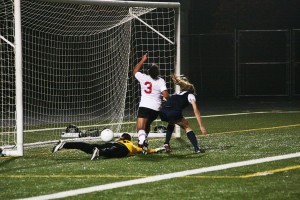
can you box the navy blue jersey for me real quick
[160,91,196,123]
[164,91,194,110]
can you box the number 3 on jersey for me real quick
[144,81,152,94]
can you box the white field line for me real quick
[195,110,300,119]
[18,152,300,200]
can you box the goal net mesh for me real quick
[1,0,177,146]
[1,0,17,147]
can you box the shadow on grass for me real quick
[134,138,207,161]
[165,152,207,160]
[204,144,236,151]
[0,156,20,167]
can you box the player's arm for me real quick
[130,145,143,155]
[133,53,148,75]
[147,148,165,154]
[130,144,165,154]
[161,90,169,101]
[191,100,207,136]
[160,79,169,101]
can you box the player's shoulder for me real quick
[135,71,146,79]
[188,93,196,102]
[156,76,166,83]
[135,71,142,76]
[157,75,164,80]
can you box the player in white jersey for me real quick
[133,53,169,153]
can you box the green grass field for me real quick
[1,110,300,199]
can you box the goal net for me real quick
[0,0,180,156]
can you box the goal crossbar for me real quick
[37,0,181,8]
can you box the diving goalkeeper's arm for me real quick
[118,139,165,156]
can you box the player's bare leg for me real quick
[136,118,148,154]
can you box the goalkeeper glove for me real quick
[154,147,166,153]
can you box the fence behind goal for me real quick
[0,0,180,156]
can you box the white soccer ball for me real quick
[100,129,114,142]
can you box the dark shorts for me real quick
[95,142,129,158]
[63,141,129,158]
[137,107,159,123]
[159,107,183,123]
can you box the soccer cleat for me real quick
[142,140,148,155]
[138,139,145,148]
[163,143,172,153]
[52,140,65,153]
[138,143,143,148]
[91,147,100,160]
[195,147,205,153]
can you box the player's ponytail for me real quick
[171,74,196,94]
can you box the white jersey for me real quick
[135,72,167,111]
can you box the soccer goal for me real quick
[0,0,180,156]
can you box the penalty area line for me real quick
[18,152,300,200]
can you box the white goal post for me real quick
[0,0,180,156]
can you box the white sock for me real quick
[138,130,146,145]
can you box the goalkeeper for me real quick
[159,74,207,153]
[52,133,165,160]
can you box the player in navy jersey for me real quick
[133,53,169,154]
[159,74,207,153]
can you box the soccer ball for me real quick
[100,129,114,142]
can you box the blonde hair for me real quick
[171,74,196,94]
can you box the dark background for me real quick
[129,0,300,104]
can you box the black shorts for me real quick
[96,142,129,158]
[137,107,159,123]
[159,107,183,123]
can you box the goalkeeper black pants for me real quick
[62,142,129,158]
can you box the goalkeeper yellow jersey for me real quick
[117,139,156,156]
